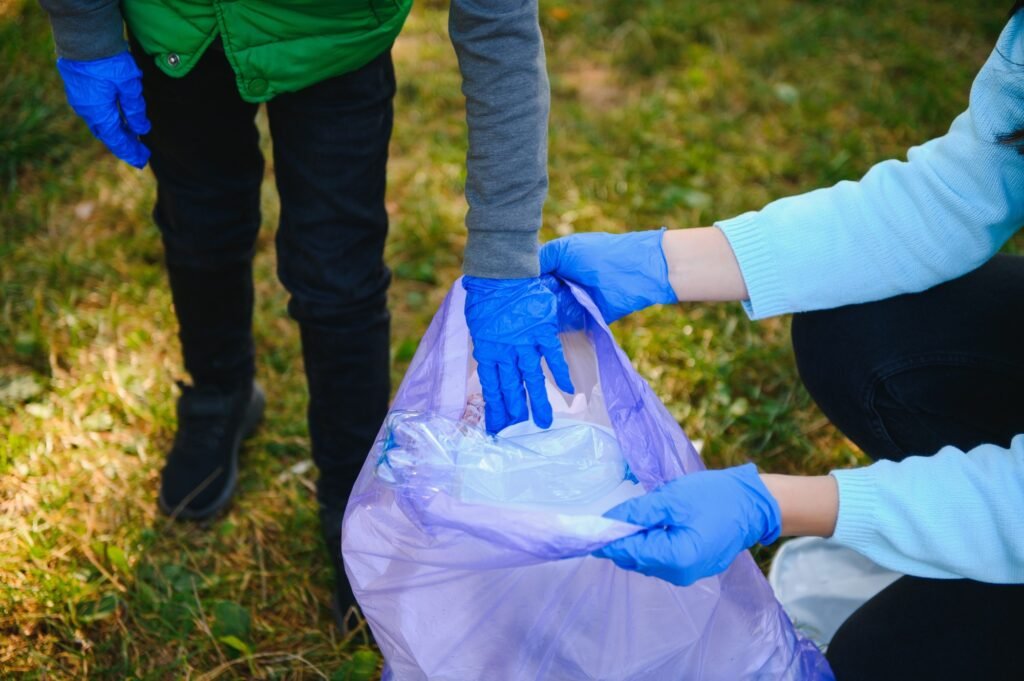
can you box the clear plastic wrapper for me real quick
[376,411,629,506]
[342,277,833,680]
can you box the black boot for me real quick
[300,313,390,632]
[320,504,359,632]
[158,380,265,520]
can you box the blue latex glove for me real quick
[539,228,678,324]
[56,51,151,168]
[546,275,588,333]
[463,276,575,435]
[593,463,781,586]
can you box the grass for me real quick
[0,0,1016,677]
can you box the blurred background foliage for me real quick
[0,0,1016,677]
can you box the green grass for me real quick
[0,0,1015,677]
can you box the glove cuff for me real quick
[734,463,783,546]
[651,227,679,306]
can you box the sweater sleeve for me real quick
[38,0,126,61]
[716,14,1024,319]
[449,0,548,279]
[830,434,1024,583]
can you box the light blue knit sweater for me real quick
[717,15,1024,583]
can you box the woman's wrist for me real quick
[759,473,839,538]
[661,227,749,302]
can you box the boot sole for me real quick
[158,383,266,522]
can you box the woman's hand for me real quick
[593,464,782,586]
[539,229,677,324]
[540,227,752,324]
[595,464,840,586]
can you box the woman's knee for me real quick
[791,307,908,460]
[791,309,844,406]
[793,304,1024,459]
[791,308,872,420]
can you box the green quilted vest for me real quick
[122,0,412,103]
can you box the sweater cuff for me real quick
[715,212,788,319]
[829,467,882,553]
[44,1,126,61]
[463,230,540,279]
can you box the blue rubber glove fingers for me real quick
[57,52,151,168]
[536,333,574,394]
[595,526,706,587]
[472,340,529,432]
[539,274,588,332]
[463,276,575,434]
[601,480,681,526]
[593,464,783,586]
[514,337,574,428]
[115,72,151,137]
[540,229,677,324]
[515,344,552,428]
[594,480,703,586]
[614,464,782,545]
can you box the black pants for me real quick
[791,255,1024,680]
[131,37,395,507]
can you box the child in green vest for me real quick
[41,0,573,631]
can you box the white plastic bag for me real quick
[769,537,902,647]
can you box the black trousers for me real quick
[131,37,395,507]
[791,254,1024,681]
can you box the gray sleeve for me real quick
[38,0,126,61]
[449,0,549,279]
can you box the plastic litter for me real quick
[377,411,630,507]
[342,277,833,680]
[769,536,903,648]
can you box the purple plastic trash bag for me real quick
[342,278,833,681]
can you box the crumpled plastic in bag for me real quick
[376,411,630,507]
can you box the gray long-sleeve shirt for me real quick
[39,0,548,279]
